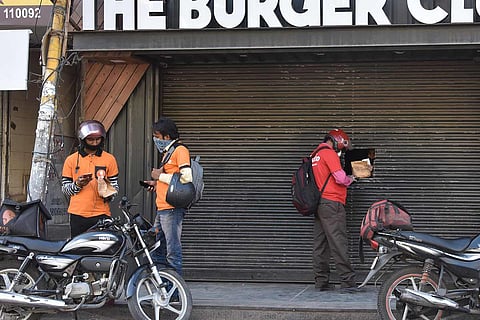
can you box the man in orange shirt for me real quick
[143,117,193,276]
[62,120,119,238]
[311,129,358,292]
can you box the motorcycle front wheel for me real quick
[0,258,46,320]
[378,266,443,320]
[127,268,192,320]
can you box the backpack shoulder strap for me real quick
[310,145,332,191]
[319,173,331,193]
[160,140,180,167]
[161,141,195,167]
[310,145,329,158]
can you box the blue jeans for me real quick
[151,208,185,275]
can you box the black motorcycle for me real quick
[359,218,480,319]
[0,196,192,320]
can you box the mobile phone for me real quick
[139,180,151,188]
[81,173,92,179]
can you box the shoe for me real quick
[315,283,335,292]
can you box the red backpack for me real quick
[360,199,413,243]
[359,199,413,262]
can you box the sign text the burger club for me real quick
[82,0,480,31]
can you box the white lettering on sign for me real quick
[248,0,282,28]
[82,0,95,30]
[407,0,448,24]
[104,0,135,30]
[81,0,480,31]
[180,0,210,29]
[323,0,352,26]
[2,7,41,19]
[280,0,321,27]
[451,0,473,23]
[138,0,165,30]
[355,0,391,26]
[215,0,245,28]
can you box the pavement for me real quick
[38,281,480,319]
[41,281,380,320]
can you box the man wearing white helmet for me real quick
[61,120,119,238]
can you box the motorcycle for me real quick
[0,196,192,320]
[359,212,480,319]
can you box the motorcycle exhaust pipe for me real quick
[0,290,66,309]
[399,288,464,311]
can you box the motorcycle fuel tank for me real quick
[61,231,124,255]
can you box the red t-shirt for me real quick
[311,143,348,204]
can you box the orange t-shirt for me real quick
[62,150,119,218]
[311,143,348,205]
[155,145,191,210]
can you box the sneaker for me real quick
[315,283,335,292]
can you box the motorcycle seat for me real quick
[1,236,67,253]
[397,231,472,252]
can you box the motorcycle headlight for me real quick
[132,214,153,231]
[142,229,157,248]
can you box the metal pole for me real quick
[27,0,69,202]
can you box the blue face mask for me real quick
[153,137,172,153]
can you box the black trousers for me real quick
[69,213,109,238]
[312,198,355,287]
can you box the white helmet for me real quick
[78,120,106,140]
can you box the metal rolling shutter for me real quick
[160,60,480,282]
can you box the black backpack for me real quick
[291,146,331,216]
[162,143,204,209]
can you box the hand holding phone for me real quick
[139,180,155,192]
[76,173,93,188]
[139,180,150,188]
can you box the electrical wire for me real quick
[32,0,46,45]
[28,0,71,202]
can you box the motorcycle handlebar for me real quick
[120,196,129,208]
[118,196,138,213]
[93,216,124,230]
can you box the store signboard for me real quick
[0,0,53,27]
[0,29,31,91]
[83,0,480,31]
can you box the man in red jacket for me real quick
[311,129,358,292]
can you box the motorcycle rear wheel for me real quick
[378,266,443,320]
[127,269,192,320]
[0,258,46,320]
